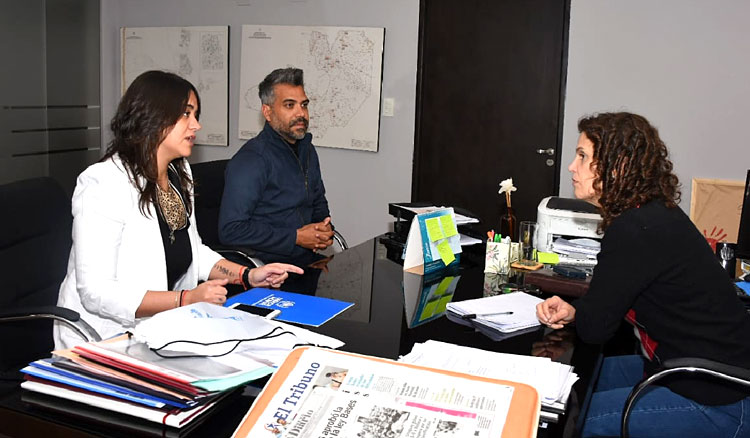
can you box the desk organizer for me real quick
[485,241,511,274]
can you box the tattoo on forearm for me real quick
[214,264,242,284]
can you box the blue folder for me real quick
[22,359,192,409]
[225,288,353,327]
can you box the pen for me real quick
[461,311,513,320]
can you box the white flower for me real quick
[498,178,517,195]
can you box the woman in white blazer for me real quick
[54,71,303,349]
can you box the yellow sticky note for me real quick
[425,217,445,241]
[436,240,456,265]
[537,251,560,265]
[439,214,458,238]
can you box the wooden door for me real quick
[413,0,569,233]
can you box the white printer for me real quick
[536,196,603,267]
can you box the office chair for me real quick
[321,230,349,255]
[0,177,99,380]
[190,160,348,264]
[190,159,264,268]
[621,357,750,437]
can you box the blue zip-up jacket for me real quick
[218,122,330,262]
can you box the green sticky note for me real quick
[420,299,439,320]
[435,276,454,295]
[436,240,456,265]
[439,214,458,238]
[425,217,445,241]
[537,251,560,265]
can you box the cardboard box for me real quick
[690,178,745,252]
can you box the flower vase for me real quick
[499,205,517,242]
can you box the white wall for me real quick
[100,1,749,245]
[562,0,750,213]
[100,0,419,247]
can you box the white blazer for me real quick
[54,155,222,349]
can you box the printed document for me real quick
[234,348,517,438]
[446,292,543,333]
[401,340,578,410]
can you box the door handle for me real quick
[536,148,555,156]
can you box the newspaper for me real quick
[235,348,516,438]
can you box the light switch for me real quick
[382,98,395,117]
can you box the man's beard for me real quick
[280,117,308,141]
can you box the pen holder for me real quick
[485,241,511,275]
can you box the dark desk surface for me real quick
[0,236,600,438]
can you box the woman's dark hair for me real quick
[103,70,200,216]
[578,112,680,231]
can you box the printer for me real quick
[536,196,603,266]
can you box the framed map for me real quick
[121,26,229,146]
[238,25,385,152]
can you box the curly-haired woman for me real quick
[537,112,750,437]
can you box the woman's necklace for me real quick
[156,182,187,244]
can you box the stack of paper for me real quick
[552,237,600,259]
[20,304,345,430]
[400,340,578,414]
[446,292,544,334]
[395,204,480,225]
[20,335,240,429]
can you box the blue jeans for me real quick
[581,355,750,438]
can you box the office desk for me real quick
[0,236,600,438]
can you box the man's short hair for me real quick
[258,68,304,105]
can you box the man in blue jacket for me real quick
[219,68,334,263]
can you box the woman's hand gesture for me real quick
[249,263,304,288]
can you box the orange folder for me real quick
[232,347,540,438]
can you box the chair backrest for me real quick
[190,159,347,263]
[191,159,228,248]
[0,177,72,373]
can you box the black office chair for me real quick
[191,159,265,268]
[323,230,349,255]
[621,357,750,437]
[190,159,348,266]
[0,177,99,381]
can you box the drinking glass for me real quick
[519,221,537,265]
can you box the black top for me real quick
[573,199,750,405]
[288,140,300,158]
[156,167,193,290]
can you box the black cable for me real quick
[149,326,314,359]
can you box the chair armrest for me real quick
[333,230,348,251]
[0,305,79,321]
[661,357,750,383]
[622,357,750,437]
[0,305,101,343]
